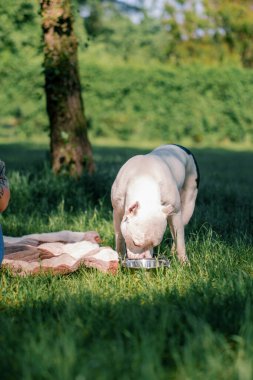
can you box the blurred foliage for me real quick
[81,64,253,143]
[0,0,253,145]
[81,0,253,67]
[0,0,44,137]
[204,0,253,68]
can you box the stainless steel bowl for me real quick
[122,258,170,270]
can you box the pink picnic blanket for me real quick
[2,231,118,275]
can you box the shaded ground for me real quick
[1,142,252,241]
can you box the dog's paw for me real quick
[178,255,190,266]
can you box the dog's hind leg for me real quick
[168,212,188,263]
[180,185,198,226]
[180,157,199,226]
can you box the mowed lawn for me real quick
[0,142,253,380]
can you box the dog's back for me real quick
[150,144,200,190]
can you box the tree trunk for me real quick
[40,0,95,176]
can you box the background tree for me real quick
[1,0,253,148]
[40,0,94,176]
[204,0,253,68]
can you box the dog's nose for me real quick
[133,240,141,248]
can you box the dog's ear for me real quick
[162,204,175,216]
[128,201,139,216]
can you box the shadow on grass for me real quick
[0,142,50,172]
[0,267,252,380]
[1,142,253,242]
[1,141,252,176]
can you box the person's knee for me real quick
[0,187,10,212]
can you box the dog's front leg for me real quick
[168,212,188,263]
[113,209,126,258]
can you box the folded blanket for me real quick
[2,230,118,275]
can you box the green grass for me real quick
[0,141,253,380]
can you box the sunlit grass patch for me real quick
[0,142,253,379]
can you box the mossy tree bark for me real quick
[40,0,94,176]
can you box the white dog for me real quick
[111,144,200,263]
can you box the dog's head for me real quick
[121,201,173,258]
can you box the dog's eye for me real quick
[123,216,128,223]
[133,241,141,247]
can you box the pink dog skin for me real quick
[111,144,199,263]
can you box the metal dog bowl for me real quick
[122,258,170,270]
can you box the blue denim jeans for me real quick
[0,225,4,264]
